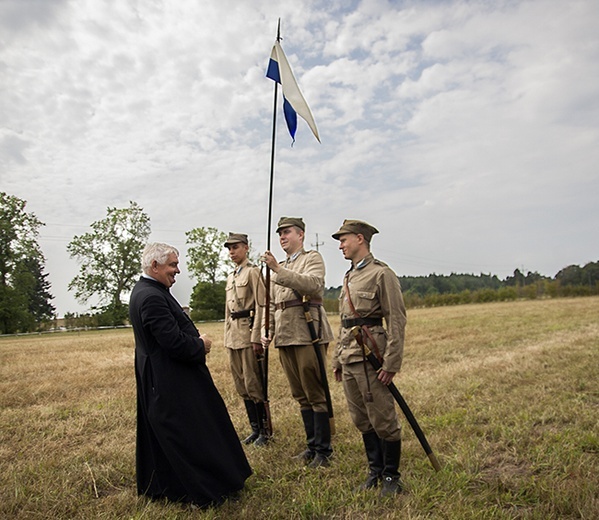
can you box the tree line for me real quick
[1,192,598,333]
[324,263,599,311]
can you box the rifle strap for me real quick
[343,271,384,364]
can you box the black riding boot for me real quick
[380,439,404,496]
[308,411,332,468]
[293,408,315,462]
[253,401,270,447]
[242,399,260,445]
[358,431,384,490]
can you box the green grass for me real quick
[1,297,598,519]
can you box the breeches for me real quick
[278,344,328,413]
[342,361,401,441]
[228,347,264,401]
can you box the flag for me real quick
[266,40,320,143]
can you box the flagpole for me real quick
[267,18,281,253]
[261,18,281,439]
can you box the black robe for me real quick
[129,276,251,507]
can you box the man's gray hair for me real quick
[142,242,179,274]
[293,226,305,243]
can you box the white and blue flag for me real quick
[266,40,320,143]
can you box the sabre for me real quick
[350,326,442,472]
[301,296,335,435]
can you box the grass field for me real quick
[1,297,598,519]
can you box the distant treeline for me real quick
[323,261,599,311]
[46,261,599,331]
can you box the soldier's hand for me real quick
[378,369,395,386]
[260,251,280,272]
[260,335,271,348]
[201,334,212,354]
[333,368,342,382]
[252,342,264,356]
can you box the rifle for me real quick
[301,295,335,435]
[259,278,273,437]
[350,326,441,472]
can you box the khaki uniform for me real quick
[224,259,265,401]
[333,253,407,441]
[266,248,334,412]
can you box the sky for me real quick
[1,0,598,317]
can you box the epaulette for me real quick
[373,258,390,268]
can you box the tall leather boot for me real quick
[358,431,384,490]
[253,401,270,447]
[380,439,404,496]
[293,408,315,462]
[308,411,332,468]
[242,400,260,445]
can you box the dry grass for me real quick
[1,297,598,519]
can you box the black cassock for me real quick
[129,277,251,507]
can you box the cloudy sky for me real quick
[1,0,598,316]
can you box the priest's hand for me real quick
[200,334,212,354]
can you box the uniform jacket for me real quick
[264,248,334,347]
[129,276,251,506]
[224,259,265,349]
[333,253,407,373]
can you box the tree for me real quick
[0,192,54,333]
[582,261,599,288]
[186,227,230,320]
[0,192,44,286]
[504,268,526,287]
[14,257,56,323]
[186,227,229,283]
[189,280,227,321]
[67,201,150,325]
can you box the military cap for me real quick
[332,219,379,242]
[276,216,305,233]
[224,232,249,247]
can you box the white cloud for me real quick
[1,0,598,315]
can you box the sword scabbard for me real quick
[350,326,442,472]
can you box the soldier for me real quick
[331,220,407,496]
[224,233,269,447]
[261,217,335,467]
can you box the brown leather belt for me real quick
[275,298,322,311]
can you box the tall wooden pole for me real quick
[261,18,282,437]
